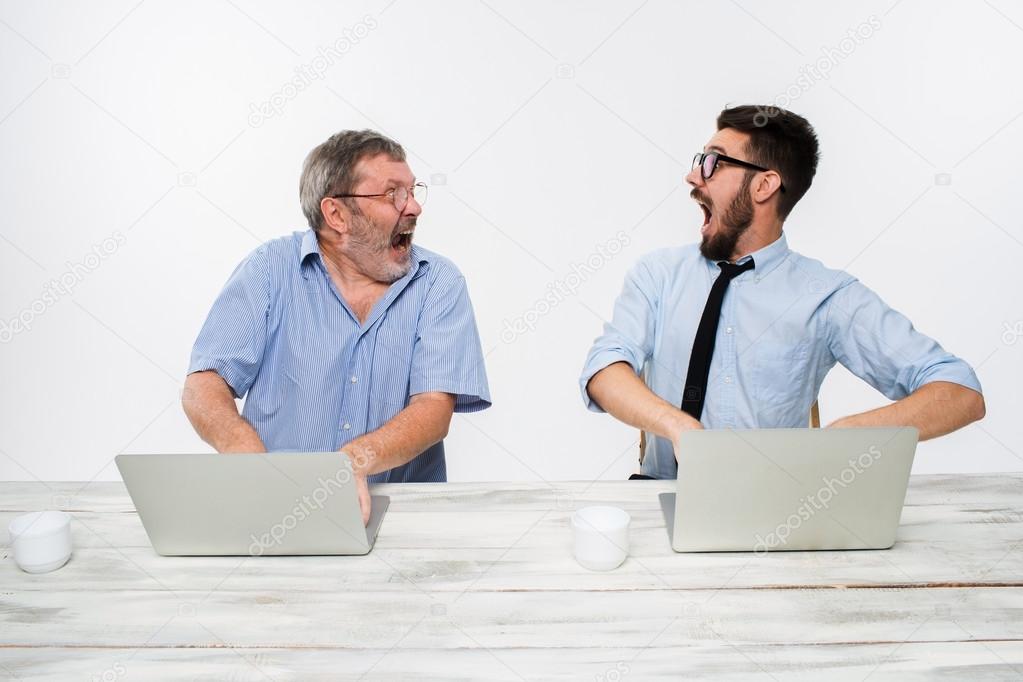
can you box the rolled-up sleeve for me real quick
[579,258,660,412]
[187,249,272,399]
[825,279,982,400]
[409,272,491,413]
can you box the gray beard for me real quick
[344,214,413,283]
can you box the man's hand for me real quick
[658,409,704,462]
[587,362,707,463]
[354,470,371,527]
[335,392,456,524]
[342,451,372,526]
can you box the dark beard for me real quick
[700,172,754,262]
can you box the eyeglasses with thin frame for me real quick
[330,182,429,212]
[692,152,786,193]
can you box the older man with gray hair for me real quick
[183,130,491,523]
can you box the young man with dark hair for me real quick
[581,105,984,479]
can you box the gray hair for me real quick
[299,129,406,231]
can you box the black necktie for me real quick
[680,258,756,421]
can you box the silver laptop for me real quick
[659,427,918,552]
[116,453,389,556]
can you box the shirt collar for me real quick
[704,231,790,281]
[299,229,431,281]
[300,228,321,267]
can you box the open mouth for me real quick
[697,199,713,233]
[391,230,414,252]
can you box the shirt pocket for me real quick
[752,340,812,423]
[369,324,416,410]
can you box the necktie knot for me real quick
[717,258,756,280]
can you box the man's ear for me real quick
[319,196,348,235]
[752,171,783,206]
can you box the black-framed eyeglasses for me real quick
[330,182,428,212]
[692,152,786,193]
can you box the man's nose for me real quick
[685,166,703,189]
[403,195,423,217]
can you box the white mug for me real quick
[9,511,73,574]
[571,505,630,571]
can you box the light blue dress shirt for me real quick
[188,229,491,483]
[580,232,982,479]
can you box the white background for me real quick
[1,0,1020,483]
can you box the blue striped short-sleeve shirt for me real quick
[188,229,491,482]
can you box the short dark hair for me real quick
[716,105,819,220]
[299,129,406,231]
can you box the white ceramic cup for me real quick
[8,510,72,574]
[571,505,630,571]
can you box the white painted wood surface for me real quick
[1,476,1022,680]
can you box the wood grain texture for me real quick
[2,476,1022,679]
[1,643,1023,682]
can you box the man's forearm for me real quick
[586,362,698,443]
[182,371,266,453]
[341,392,456,477]
[828,381,985,441]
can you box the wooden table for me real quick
[2,476,1022,680]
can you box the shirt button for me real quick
[725,326,734,334]
[350,376,358,383]
[724,376,732,384]
[342,423,351,430]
